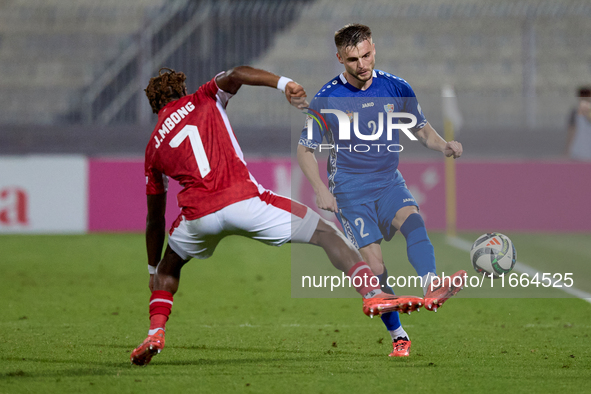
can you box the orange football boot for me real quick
[389,337,411,357]
[130,329,165,366]
[424,270,467,311]
[363,294,423,318]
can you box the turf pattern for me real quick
[1,233,590,393]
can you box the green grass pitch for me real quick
[1,232,591,393]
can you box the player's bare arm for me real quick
[297,144,338,212]
[415,122,463,158]
[146,192,167,291]
[214,66,307,109]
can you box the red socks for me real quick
[347,262,382,298]
[149,290,173,331]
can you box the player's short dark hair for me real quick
[334,23,372,51]
[578,86,591,98]
[145,67,188,114]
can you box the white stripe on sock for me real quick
[150,298,173,305]
[350,264,371,279]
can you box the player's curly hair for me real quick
[145,67,188,114]
[334,23,372,51]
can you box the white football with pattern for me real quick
[470,232,517,278]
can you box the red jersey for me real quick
[145,74,260,220]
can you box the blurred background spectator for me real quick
[565,85,591,160]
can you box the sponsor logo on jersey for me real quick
[362,102,374,108]
[403,198,415,203]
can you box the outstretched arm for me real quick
[414,122,462,158]
[146,192,167,291]
[297,144,338,212]
[215,66,307,109]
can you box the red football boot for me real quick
[389,337,411,357]
[363,294,423,318]
[130,329,165,366]
[424,270,467,311]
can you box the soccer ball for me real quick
[470,232,516,278]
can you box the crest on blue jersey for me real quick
[384,104,395,113]
[345,110,354,123]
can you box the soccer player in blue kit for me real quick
[297,24,467,357]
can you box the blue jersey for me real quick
[299,70,427,208]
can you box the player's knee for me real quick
[399,212,430,244]
[310,218,352,249]
[392,205,419,229]
[310,218,338,243]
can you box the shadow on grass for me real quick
[0,355,349,379]
[1,347,410,380]
[175,344,370,356]
[0,366,119,380]
[81,342,382,357]
[3,356,126,368]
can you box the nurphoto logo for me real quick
[303,107,418,153]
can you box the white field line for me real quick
[447,236,591,305]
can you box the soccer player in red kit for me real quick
[130,66,424,366]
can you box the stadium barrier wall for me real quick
[0,156,88,233]
[1,156,590,233]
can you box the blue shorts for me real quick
[336,177,418,249]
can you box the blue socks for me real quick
[374,213,434,341]
[377,270,402,331]
[399,213,436,278]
